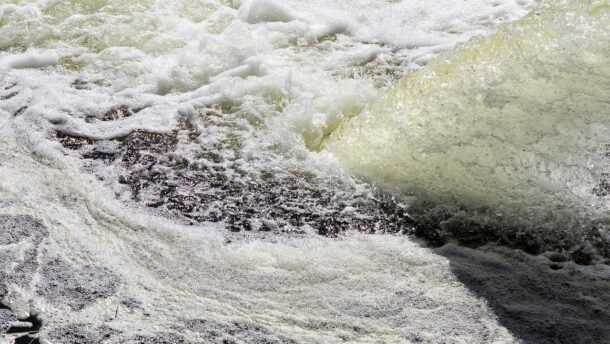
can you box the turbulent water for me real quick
[1,0,609,343]
[330,0,610,256]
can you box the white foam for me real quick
[7,49,59,69]
[0,0,535,162]
[237,0,297,24]
[283,0,535,49]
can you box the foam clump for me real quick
[281,0,535,50]
[8,49,59,69]
[237,0,297,24]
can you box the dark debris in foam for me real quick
[184,318,299,344]
[7,312,43,344]
[44,319,297,344]
[50,105,610,261]
[46,324,192,344]
[45,321,297,344]
[53,117,415,238]
[46,324,119,344]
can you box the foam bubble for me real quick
[8,49,59,69]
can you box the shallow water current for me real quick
[1,0,609,343]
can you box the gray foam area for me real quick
[185,319,299,344]
[0,215,48,341]
[0,214,48,246]
[0,215,120,310]
[0,215,48,296]
[121,332,190,344]
[47,326,192,344]
[437,244,610,344]
[46,324,119,344]
[45,320,296,344]
[37,255,120,311]
[0,215,121,342]
[0,214,212,344]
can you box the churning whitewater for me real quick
[330,0,610,256]
[0,0,609,343]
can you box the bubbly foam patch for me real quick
[329,0,610,255]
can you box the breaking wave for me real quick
[329,0,610,256]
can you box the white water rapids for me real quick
[0,0,609,343]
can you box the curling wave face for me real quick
[329,0,610,255]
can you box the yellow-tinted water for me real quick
[330,0,610,237]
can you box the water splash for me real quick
[329,0,610,255]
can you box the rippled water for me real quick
[1,0,609,343]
